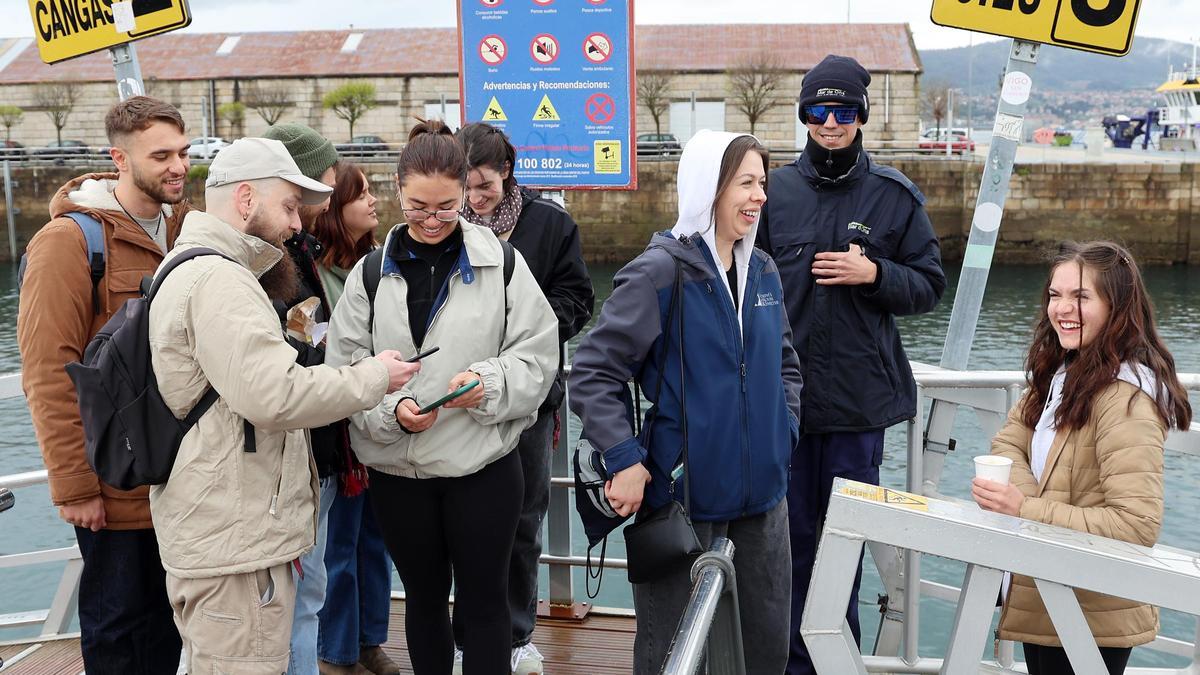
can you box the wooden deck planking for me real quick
[0,599,635,674]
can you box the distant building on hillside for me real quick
[0,24,922,150]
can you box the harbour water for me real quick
[2,258,1200,667]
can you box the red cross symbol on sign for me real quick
[530,34,559,64]
[583,33,612,64]
[479,35,507,65]
[585,93,616,125]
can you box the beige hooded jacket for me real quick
[148,210,389,579]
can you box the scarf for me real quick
[804,130,863,180]
[463,184,524,236]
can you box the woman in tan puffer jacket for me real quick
[972,241,1192,675]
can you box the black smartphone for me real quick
[405,347,440,363]
[0,487,14,514]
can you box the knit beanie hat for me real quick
[798,54,872,123]
[262,123,339,180]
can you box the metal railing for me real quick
[804,477,1200,675]
[7,364,1200,674]
[661,538,745,675]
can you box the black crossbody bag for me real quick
[623,258,703,584]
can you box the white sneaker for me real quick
[452,647,464,675]
[511,643,544,675]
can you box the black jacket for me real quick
[506,188,595,408]
[757,149,946,433]
[273,231,348,478]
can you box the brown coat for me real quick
[993,379,1166,648]
[16,173,185,530]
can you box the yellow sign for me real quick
[484,96,508,122]
[930,0,1140,56]
[837,483,929,511]
[532,94,560,121]
[594,141,621,174]
[28,0,192,65]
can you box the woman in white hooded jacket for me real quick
[569,131,804,673]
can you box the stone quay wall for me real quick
[2,158,1198,267]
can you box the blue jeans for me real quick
[786,430,885,675]
[288,477,337,675]
[318,487,392,665]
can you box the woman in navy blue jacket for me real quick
[569,130,803,673]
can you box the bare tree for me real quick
[34,80,81,146]
[636,69,675,136]
[245,84,292,126]
[922,81,950,137]
[0,106,23,142]
[728,53,787,136]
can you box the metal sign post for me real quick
[110,43,145,101]
[4,160,17,261]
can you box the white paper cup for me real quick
[974,455,1013,484]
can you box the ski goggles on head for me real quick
[802,104,860,125]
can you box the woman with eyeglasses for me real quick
[324,120,559,675]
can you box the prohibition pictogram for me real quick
[533,0,554,5]
[480,0,502,7]
[530,34,559,65]
[479,35,507,65]
[587,0,606,5]
[583,33,612,64]
[585,93,615,124]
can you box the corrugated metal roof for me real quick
[0,23,919,84]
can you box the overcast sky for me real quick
[5,0,1199,51]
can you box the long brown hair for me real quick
[1021,241,1191,431]
[312,162,376,270]
[457,122,517,193]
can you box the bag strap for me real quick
[63,212,105,316]
[640,255,689,513]
[147,246,239,445]
[362,246,385,332]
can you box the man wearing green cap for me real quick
[263,123,397,675]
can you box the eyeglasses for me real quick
[802,105,860,126]
[402,207,460,223]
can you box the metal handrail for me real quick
[660,538,745,675]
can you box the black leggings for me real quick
[369,450,522,675]
[1023,642,1132,675]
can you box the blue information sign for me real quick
[457,0,636,190]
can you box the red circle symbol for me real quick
[533,0,554,4]
[480,0,502,6]
[587,0,606,4]
[479,35,507,65]
[583,33,612,64]
[585,93,616,125]
[530,34,559,65]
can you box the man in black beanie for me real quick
[756,53,947,675]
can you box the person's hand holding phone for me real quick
[396,399,438,432]
[442,371,485,409]
[375,349,421,393]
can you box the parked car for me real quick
[636,133,681,156]
[918,129,975,153]
[0,140,25,159]
[32,140,91,159]
[188,136,229,158]
[335,135,391,158]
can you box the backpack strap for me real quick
[361,239,513,337]
[148,247,236,444]
[362,246,385,333]
[62,212,106,316]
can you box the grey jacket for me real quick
[325,219,558,478]
[148,211,390,579]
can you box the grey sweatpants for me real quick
[631,498,791,674]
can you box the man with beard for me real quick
[146,137,420,672]
[17,95,190,674]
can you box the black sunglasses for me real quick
[802,104,860,126]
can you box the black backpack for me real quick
[65,248,234,490]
